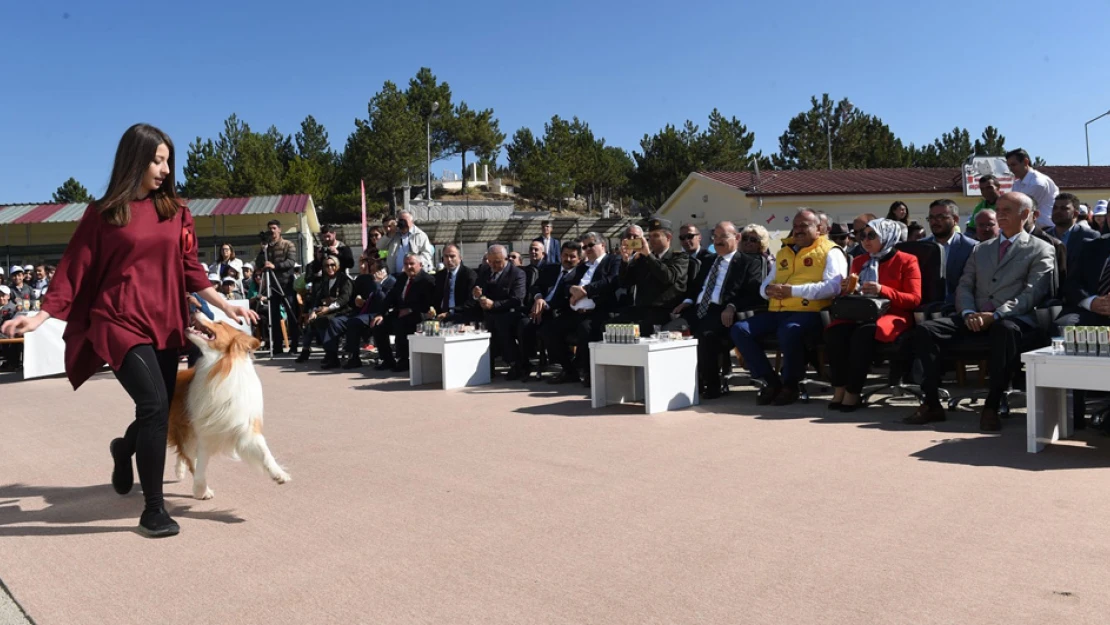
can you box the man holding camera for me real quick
[254,219,300,354]
[307,225,355,280]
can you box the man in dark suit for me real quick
[472,245,527,377]
[905,192,1055,432]
[370,253,436,372]
[1050,193,1100,278]
[922,199,976,304]
[1026,209,1068,290]
[614,217,689,336]
[514,241,582,381]
[520,240,547,293]
[432,244,478,323]
[545,232,623,384]
[678,223,714,289]
[667,222,764,399]
[536,220,560,266]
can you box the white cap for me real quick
[208,272,220,282]
[1079,203,1089,215]
[294,262,302,268]
[9,265,24,275]
[0,285,9,296]
[221,277,236,284]
[23,265,33,272]
[242,262,254,270]
[1095,200,1108,216]
[0,266,4,275]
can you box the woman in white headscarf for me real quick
[824,217,922,412]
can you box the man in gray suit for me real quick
[905,192,1055,432]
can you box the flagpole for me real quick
[360,179,368,251]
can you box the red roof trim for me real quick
[212,197,249,215]
[274,194,307,214]
[13,203,67,224]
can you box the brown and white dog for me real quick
[169,315,290,500]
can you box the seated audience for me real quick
[904,192,1054,431]
[1056,229,1110,427]
[296,254,354,368]
[731,208,847,406]
[520,240,546,292]
[922,199,975,304]
[907,221,925,242]
[739,224,775,274]
[340,257,394,369]
[614,218,689,336]
[432,244,478,323]
[886,201,910,227]
[829,223,852,249]
[847,213,879,257]
[514,241,582,380]
[6,266,31,305]
[544,232,622,385]
[967,174,1001,233]
[508,251,523,267]
[824,218,922,412]
[975,209,1000,241]
[471,245,527,378]
[371,254,436,372]
[678,223,714,287]
[1025,207,1067,287]
[1049,193,1100,276]
[668,222,764,399]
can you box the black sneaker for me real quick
[110,438,133,495]
[138,507,180,538]
[341,356,363,370]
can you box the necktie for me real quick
[402,279,412,303]
[546,271,566,302]
[697,257,723,318]
[442,273,452,310]
[998,239,1012,262]
[1098,256,1110,296]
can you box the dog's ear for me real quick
[244,335,262,352]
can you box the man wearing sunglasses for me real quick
[678,224,714,291]
[847,213,878,259]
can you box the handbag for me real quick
[830,294,890,323]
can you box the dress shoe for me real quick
[548,371,580,385]
[391,361,410,373]
[341,356,363,370]
[838,402,861,413]
[702,388,722,400]
[756,384,782,406]
[505,366,523,380]
[903,404,947,425]
[772,386,800,406]
[979,408,1002,432]
[320,357,341,370]
[295,349,310,363]
[828,401,843,411]
[375,360,396,371]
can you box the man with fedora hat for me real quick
[828,222,852,249]
[611,217,689,336]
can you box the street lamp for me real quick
[427,101,440,201]
[826,99,852,170]
[1085,109,1110,166]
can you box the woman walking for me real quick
[1,124,256,538]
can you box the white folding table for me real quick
[1021,346,1110,453]
[589,339,699,414]
[408,332,492,390]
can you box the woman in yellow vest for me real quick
[729,209,848,406]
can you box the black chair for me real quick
[860,240,948,405]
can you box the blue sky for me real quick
[3,0,1109,202]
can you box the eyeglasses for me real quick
[325,263,339,268]
[926,214,951,221]
[862,231,880,241]
[583,242,596,248]
[740,236,761,244]
[678,234,698,241]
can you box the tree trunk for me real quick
[460,150,468,194]
[387,187,397,214]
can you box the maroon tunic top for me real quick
[41,199,211,389]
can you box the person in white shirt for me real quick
[1007,148,1058,229]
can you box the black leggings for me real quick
[112,345,179,512]
[824,321,878,394]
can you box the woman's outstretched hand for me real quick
[1,312,49,337]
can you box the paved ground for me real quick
[1,357,1109,625]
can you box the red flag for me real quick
[360,179,367,249]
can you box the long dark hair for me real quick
[97,123,182,226]
[886,201,909,226]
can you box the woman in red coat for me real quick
[824,217,921,412]
[1,124,257,538]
